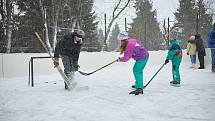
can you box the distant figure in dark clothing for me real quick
[53,29,85,89]
[195,34,206,69]
[207,23,215,72]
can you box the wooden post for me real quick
[31,57,34,87]
[167,17,170,47]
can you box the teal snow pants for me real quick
[172,60,181,82]
[133,57,148,89]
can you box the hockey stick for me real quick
[143,63,165,89]
[78,59,118,76]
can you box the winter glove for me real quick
[165,59,169,65]
[73,61,80,71]
[53,58,59,67]
[74,64,80,71]
[116,57,121,62]
[187,52,189,55]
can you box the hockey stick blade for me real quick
[78,71,93,76]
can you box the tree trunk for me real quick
[51,0,59,49]
[39,0,52,52]
[52,12,58,49]
[44,8,52,52]
[5,0,12,53]
[6,24,12,53]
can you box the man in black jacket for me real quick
[195,34,206,69]
[53,29,85,89]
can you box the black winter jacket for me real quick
[54,33,82,62]
[195,34,206,56]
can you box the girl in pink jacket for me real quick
[117,32,149,95]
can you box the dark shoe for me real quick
[198,67,205,69]
[212,66,215,72]
[129,88,143,95]
[170,81,180,87]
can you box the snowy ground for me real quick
[0,51,215,121]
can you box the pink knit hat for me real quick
[117,32,129,41]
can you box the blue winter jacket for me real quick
[208,28,215,48]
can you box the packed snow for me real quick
[0,50,215,121]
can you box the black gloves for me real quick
[165,59,169,64]
[53,58,59,67]
[187,53,189,55]
[116,57,121,62]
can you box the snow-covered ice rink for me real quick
[0,50,215,121]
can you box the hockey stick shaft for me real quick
[144,63,165,89]
[35,32,53,59]
[78,59,118,76]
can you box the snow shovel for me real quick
[78,59,118,76]
[143,63,165,89]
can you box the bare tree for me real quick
[0,0,10,53]
[5,0,13,53]
[103,0,131,51]
[52,0,57,49]
[0,0,6,52]
[39,0,52,52]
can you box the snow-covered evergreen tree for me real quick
[175,0,213,47]
[128,0,161,50]
[81,0,101,52]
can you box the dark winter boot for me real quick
[212,65,215,72]
[129,88,143,95]
[170,81,180,87]
[65,82,69,90]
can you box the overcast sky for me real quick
[93,0,179,31]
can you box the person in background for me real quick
[117,32,149,95]
[164,32,182,87]
[53,29,85,89]
[207,23,215,72]
[186,35,197,68]
[195,34,206,69]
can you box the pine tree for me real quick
[128,0,160,50]
[174,0,213,47]
[197,0,213,46]
[108,23,120,51]
[15,0,44,52]
[81,0,100,52]
[174,0,197,48]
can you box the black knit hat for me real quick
[73,29,85,38]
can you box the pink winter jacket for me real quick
[120,38,149,62]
